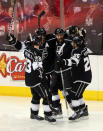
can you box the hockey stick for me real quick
[6,0,16,80]
[9,0,16,35]
[37,10,60,113]
[58,43,69,116]
[60,68,69,116]
[38,67,59,114]
[38,10,45,29]
[29,33,33,42]
[28,11,46,43]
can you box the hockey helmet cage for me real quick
[35,28,46,36]
[66,25,80,35]
[32,35,42,46]
[72,36,84,46]
[55,28,65,35]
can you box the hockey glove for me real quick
[41,75,48,88]
[6,33,16,45]
[56,59,65,68]
[24,35,32,47]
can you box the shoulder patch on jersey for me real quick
[81,47,88,56]
[64,39,72,42]
[45,42,49,47]
[47,38,56,42]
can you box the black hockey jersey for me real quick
[15,41,43,87]
[54,39,73,73]
[68,47,92,83]
[39,34,56,74]
[24,46,42,87]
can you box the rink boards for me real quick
[0,51,103,101]
[0,86,103,101]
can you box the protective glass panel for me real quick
[64,0,103,55]
[0,0,60,51]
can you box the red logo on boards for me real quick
[0,53,26,80]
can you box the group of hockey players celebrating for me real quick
[7,25,92,124]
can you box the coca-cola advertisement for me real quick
[0,52,25,80]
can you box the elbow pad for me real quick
[70,57,79,65]
[15,40,22,50]
[64,59,72,66]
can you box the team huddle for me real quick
[7,25,92,123]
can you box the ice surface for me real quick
[0,96,103,131]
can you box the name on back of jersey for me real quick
[24,49,34,61]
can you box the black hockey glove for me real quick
[56,58,65,68]
[25,35,32,47]
[41,75,48,88]
[6,33,16,45]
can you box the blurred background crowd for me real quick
[0,0,103,54]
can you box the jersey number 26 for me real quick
[84,57,91,72]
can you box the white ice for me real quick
[0,96,103,131]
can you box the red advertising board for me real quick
[0,53,26,80]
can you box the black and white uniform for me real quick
[51,39,73,108]
[14,40,52,116]
[39,34,56,103]
[40,34,56,75]
[64,46,92,111]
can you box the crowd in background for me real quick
[0,0,103,53]
[0,0,24,50]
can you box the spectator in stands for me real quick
[84,0,103,54]
[0,0,11,11]
[0,3,16,51]
[65,0,103,54]
[0,2,7,40]
[0,2,4,14]
[33,1,60,33]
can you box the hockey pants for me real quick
[68,81,89,111]
[30,84,52,116]
[51,70,72,108]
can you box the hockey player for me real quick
[51,28,73,117]
[7,33,56,123]
[78,27,87,40]
[59,36,92,121]
[35,28,56,75]
[35,27,56,104]
[65,25,80,40]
